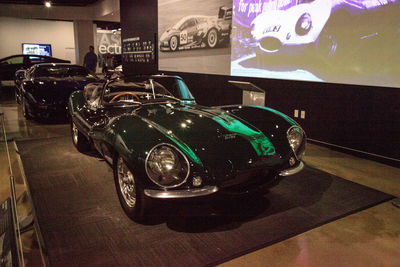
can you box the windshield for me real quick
[35,65,93,78]
[172,17,189,30]
[103,76,195,106]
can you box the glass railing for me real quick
[1,111,25,267]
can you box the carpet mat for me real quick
[16,136,393,266]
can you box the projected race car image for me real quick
[231,0,400,88]
[158,0,232,75]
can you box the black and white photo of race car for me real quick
[159,6,232,52]
[250,0,400,59]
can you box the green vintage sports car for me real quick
[69,75,306,222]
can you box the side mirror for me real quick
[15,69,26,85]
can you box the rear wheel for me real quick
[71,120,90,152]
[113,155,148,222]
[206,29,219,48]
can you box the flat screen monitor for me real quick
[22,43,52,57]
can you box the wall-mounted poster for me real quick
[231,0,400,88]
[97,29,122,72]
[158,0,232,75]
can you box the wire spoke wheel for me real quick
[117,157,136,208]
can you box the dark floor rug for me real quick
[16,136,393,267]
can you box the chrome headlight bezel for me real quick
[287,125,306,160]
[296,13,312,36]
[145,143,190,189]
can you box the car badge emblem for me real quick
[222,133,237,140]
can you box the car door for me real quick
[179,18,198,45]
[0,55,26,81]
[186,18,199,44]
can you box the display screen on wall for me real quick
[22,43,52,56]
[158,0,233,75]
[231,0,400,88]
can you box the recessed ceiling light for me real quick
[45,1,51,7]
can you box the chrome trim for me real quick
[144,186,218,199]
[279,161,304,177]
[145,143,190,189]
[73,111,92,129]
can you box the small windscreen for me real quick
[104,77,195,105]
[35,65,92,78]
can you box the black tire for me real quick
[21,97,32,120]
[71,120,90,152]
[169,36,179,52]
[113,155,148,222]
[15,90,21,105]
[206,28,219,48]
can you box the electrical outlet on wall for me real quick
[294,109,299,118]
[301,110,305,119]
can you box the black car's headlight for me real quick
[296,13,312,36]
[145,143,190,188]
[287,126,305,159]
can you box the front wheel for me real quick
[206,29,219,48]
[22,97,32,120]
[169,36,179,51]
[71,120,90,152]
[15,90,21,104]
[113,155,148,222]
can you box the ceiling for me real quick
[0,0,99,6]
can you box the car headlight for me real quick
[145,143,190,188]
[296,13,312,36]
[287,126,305,159]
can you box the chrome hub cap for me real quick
[117,157,136,208]
[208,30,217,47]
[72,122,78,145]
[170,36,178,51]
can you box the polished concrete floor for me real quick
[1,86,399,266]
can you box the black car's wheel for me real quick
[316,28,338,59]
[15,90,20,105]
[206,28,219,48]
[169,36,179,51]
[71,120,90,152]
[21,97,32,120]
[113,155,148,222]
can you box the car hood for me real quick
[134,103,296,176]
[32,76,98,102]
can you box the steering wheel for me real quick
[109,92,140,103]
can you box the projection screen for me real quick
[230,0,400,88]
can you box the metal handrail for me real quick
[0,112,25,267]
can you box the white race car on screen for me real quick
[250,0,332,56]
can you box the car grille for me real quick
[218,167,274,188]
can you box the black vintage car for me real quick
[0,54,70,83]
[16,63,100,120]
[69,75,306,222]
